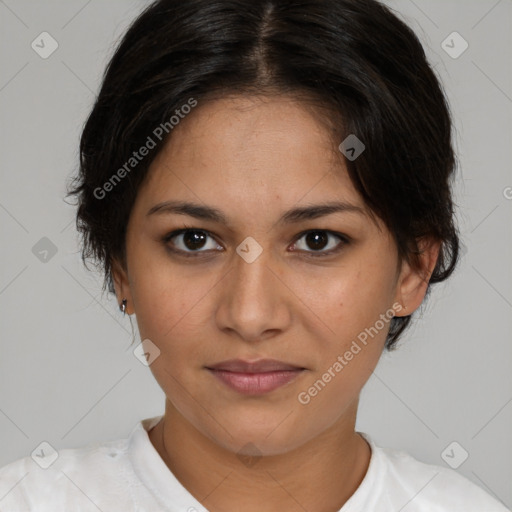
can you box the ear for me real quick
[111,257,134,315]
[393,237,441,317]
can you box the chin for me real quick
[199,413,315,458]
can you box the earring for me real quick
[120,299,127,316]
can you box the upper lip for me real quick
[206,359,304,373]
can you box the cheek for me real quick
[127,248,203,338]
[308,259,397,341]
[294,259,395,397]
[129,263,224,378]
[295,271,391,420]
[135,288,202,348]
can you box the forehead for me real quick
[172,94,337,145]
[134,95,369,223]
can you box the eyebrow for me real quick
[146,200,367,226]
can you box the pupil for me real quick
[306,231,328,251]
[184,231,206,250]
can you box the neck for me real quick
[148,398,371,512]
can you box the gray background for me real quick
[1,0,511,508]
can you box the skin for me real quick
[112,95,439,512]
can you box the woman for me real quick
[0,0,508,510]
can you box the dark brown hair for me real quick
[68,0,460,349]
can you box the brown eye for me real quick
[165,229,223,254]
[305,231,329,251]
[292,230,348,256]
[182,230,207,250]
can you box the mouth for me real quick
[205,359,306,395]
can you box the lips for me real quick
[207,359,304,373]
[206,359,305,395]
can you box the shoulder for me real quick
[373,441,509,512]
[0,436,134,510]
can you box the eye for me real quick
[163,227,349,259]
[291,230,349,257]
[164,228,223,255]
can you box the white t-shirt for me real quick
[0,415,508,512]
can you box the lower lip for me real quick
[207,369,304,395]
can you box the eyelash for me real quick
[162,226,350,259]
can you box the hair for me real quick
[68,0,460,350]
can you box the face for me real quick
[114,95,428,456]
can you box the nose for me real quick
[214,242,292,344]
